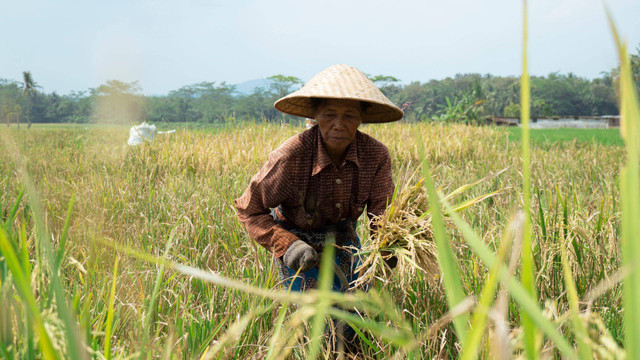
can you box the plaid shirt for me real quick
[234,126,394,258]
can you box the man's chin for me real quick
[330,139,352,149]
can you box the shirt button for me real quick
[307,219,313,225]
[335,203,342,209]
[336,179,342,185]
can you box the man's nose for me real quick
[333,114,347,129]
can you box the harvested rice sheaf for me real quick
[354,178,440,289]
[354,169,509,289]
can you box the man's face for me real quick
[315,99,363,156]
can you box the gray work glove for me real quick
[283,240,319,272]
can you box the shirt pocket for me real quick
[350,196,368,221]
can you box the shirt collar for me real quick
[312,129,360,176]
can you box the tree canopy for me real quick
[2,45,638,125]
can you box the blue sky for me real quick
[1,0,639,95]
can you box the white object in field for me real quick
[305,118,317,130]
[127,123,176,146]
[128,122,157,146]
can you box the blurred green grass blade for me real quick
[0,342,10,359]
[535,187,547,242]
[200,306,270,359]
[100,233,417,351]
[519,1,539,358]
[27,187,88,360]
[350,325,380,354]
[560,238,592,360]
[460,215,515,360]
[325,306,412,346]
[440,199,576,359]
[4,187,24,228]
[265,302,290,360]
[55,194,75,269]
[266,269,302,360]
[419,142,469,346]
[451,188,509,213]
[19,220,31,279]
[0,228,60,360]
[2,131,88,360]
[143,232,175,359]
[105,255,119,360]
[605,8,640,360]
[307,236,335,360]
[442,167,508,202]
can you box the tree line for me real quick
[2,47,639,126]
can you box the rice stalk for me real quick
[354,168,508,290]
[104,255,119,360]
[606,7,640,360]
[518,1,540,358]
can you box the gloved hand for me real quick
[283,240,319,272]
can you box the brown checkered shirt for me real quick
[234,126,394,258]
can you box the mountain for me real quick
[234,78,275,95]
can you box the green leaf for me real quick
[307,235,335,360]
[105,256,119,360]
[605,8,640,360]
[560,238,592,360]
[519,1,539,358]
[0,228,59,360]
[440,199,576,359]
[460,214,517,360]
[419,141,469,346]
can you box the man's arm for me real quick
[234,154,299,258]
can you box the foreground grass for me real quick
[0,122,624,358]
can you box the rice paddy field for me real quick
[507,128,624,147]
[2,9,640,360]
[0,121,628,358]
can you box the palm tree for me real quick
[22,71,39,129]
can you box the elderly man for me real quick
[235,64,403,293]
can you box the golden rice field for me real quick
[3,7,640,360]
[0,122,627,358]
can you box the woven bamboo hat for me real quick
[274,64,403,123]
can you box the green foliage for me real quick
[2,54,636,125]
[504,102,520,117]
[266,74,302,98]
[432,88,486,124]
[368,74,400,87]
[21,71,39,129]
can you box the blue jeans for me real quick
[272,209,363,292]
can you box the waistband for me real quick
[272,206,357,250]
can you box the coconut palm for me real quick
[22,71,39,129]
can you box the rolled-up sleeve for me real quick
[234,153,299,258]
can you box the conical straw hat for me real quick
[274,64,403,123]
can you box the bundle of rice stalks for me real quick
[353,168,508,289]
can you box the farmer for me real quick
[234,64,402,351]
[235,63,402,290]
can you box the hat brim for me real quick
[274,95,403,124]
[273,64,404,124]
